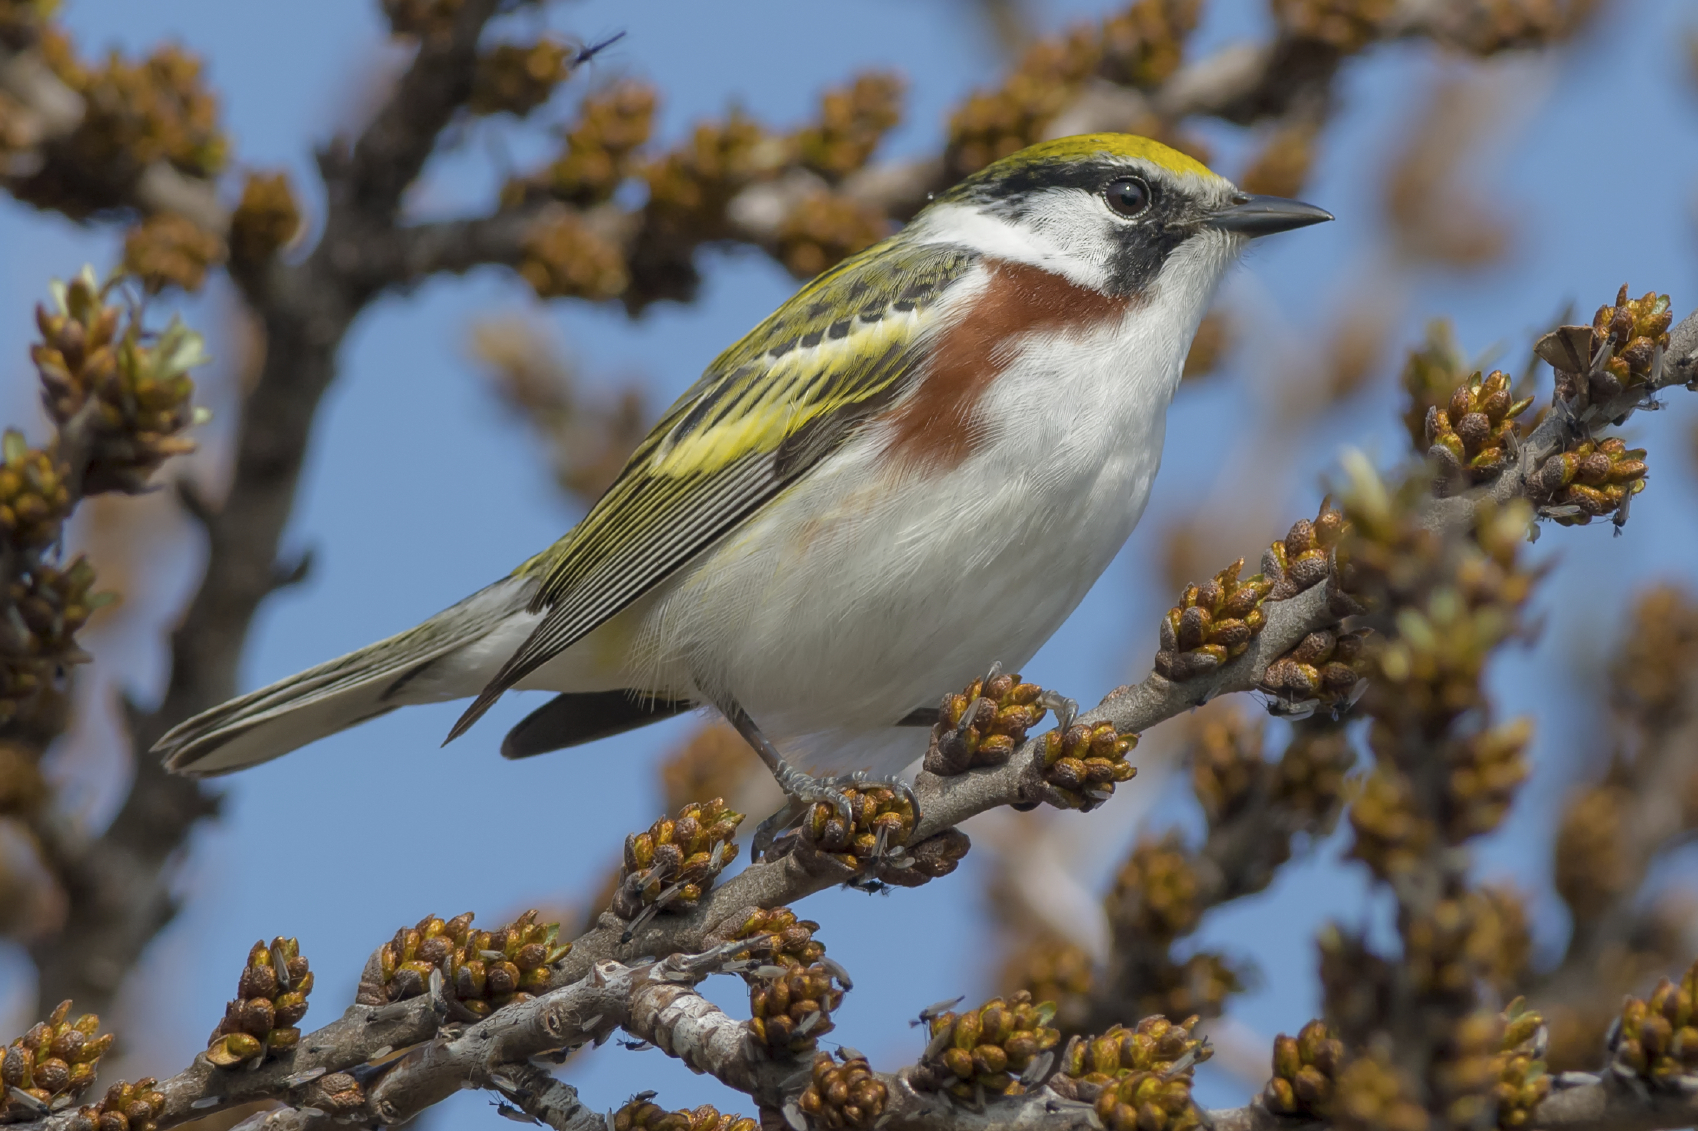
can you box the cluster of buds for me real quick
[0,1001,112,1117]
[1155,558,1273,681]
[1552,784,1629,926]
[1425,368,1535,485]
[509,81,657,208]
[1404,887,1531,1001]
[924,669,1049,776]
[64,1080,166,1131]
[614,798,742,920]
[0,430,70,550]
[366,909,571,1017]
[1408,0,1577,54]
[32,266,209,494]
[792,72,903,182]
[774,193,887,280]
[206,937,312,1067]
[470,37,573,117]
[1612,584,1698,724]
[1345,471,1536,767]
[727,906,826,970]
[1188,709,1264,823]
[912,991,1061,1100]
[0,556,104,726]
[800,784,914,871]
[1270,0,1396,51]
[229,171,302,266]
[1437,1011,1513,1129]
[1609,957,1698,1085]
[946,28,1100,176]
[746,960,846,1056]
[122,212,225,293]
[1539,286,1674,410]
[1098,0,1201,89]
[1317,927,1394,1047]
[519,214,630,301]
[1263,1019,1344,1118]
[1135,954,1242,1024]
[1446,717,1532,840]
[642,112,778,242]
[1528,436,1647,527]
[1258,628,1369,715]
[1105,835,1202,942]
[1400,320,1473,452]
[1493,1000,1550,1128]
[797,1049,888,1128]
[611,1096,756,1131]
[1348,768,1434,880]
[1331,1049,1428,1131]
[1049,1017,1212,1131]
[947,0,1201,177]
[30,42,224,216]
[1037,721,1137,809]
[1263,501,1349,600]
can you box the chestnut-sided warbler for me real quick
[158,133,1328,833]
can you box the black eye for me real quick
[1104,177,1151,218]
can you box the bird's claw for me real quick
[753,767,920,868]
[1037,689,1079,732]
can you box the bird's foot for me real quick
[754,768,920,867]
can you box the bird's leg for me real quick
[714,694,854,858]
[714,694,920,863]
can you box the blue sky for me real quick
[1,0,1696,1121]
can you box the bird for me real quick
[155,133,1330,846]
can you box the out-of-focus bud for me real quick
[121,212,225,294]
[229,171,302,266]
[470,38,573,117]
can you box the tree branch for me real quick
[26,0,506,1017]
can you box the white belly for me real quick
[571,305,1191,776]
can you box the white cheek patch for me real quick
[916,202,1108,291]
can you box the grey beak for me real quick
[1208,193,1333,236]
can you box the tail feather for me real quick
[155,577,532,776]
[501,691,695,760]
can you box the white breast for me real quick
[534,235,1238,777]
